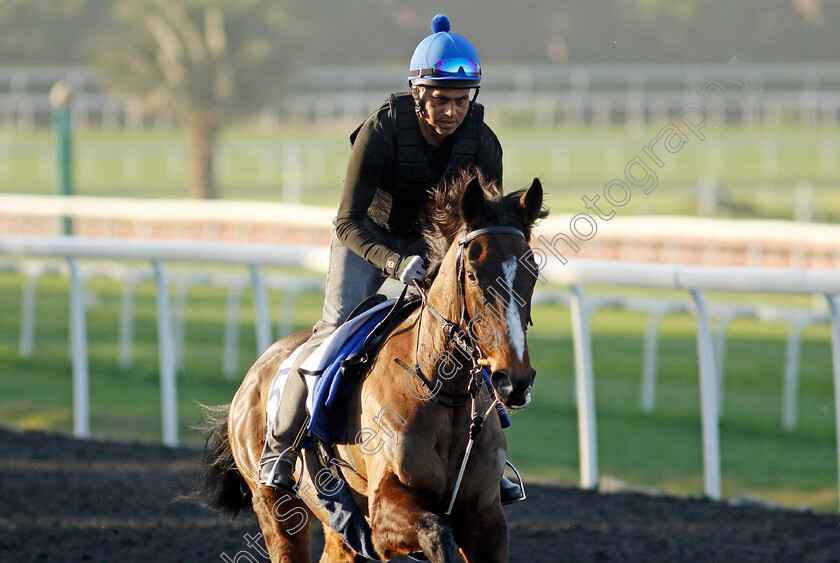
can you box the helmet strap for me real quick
[468,86,481,116]
[411,85,426,117]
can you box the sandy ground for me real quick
[1,427,839,562]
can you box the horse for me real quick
[193,171,546,562]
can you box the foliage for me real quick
[102,0,311,120]
[0,0,111,63]
[0,0,356,198]
[3,0,839,67]
[306,0,840,64]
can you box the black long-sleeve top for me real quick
[334,93,503,278]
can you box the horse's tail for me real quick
[188,403,252,517]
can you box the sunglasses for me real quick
[410,57,481,79]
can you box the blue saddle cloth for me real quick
[305,307,390,444]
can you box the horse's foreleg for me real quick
[320,523,367,563]
[369,472,462,563]
[251,487,313,563]
[452,502,509,563]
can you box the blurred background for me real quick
[1,0,840,511]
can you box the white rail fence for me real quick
[14,262,326,378]
[539,259,840,507]
[5,63,840,129]
[1,235,840,507]
[0,235,329,447]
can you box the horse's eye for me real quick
[466,270,477,283]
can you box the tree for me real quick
[101,0,337,199]
[0,0,111,63]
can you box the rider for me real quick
[259,14,523,505]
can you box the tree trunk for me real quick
[185,112,218,199]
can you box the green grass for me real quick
[0,270,836,511]
[2,123,840,220]
[1,121,838,510]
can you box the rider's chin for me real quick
[437,120,459,132]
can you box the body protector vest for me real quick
[350,91,486,236]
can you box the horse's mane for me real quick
[420,168,548,281]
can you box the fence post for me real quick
[19,271,39,358]
[251,265,272,355]
[153,260,178,447]
[640,306,680,413]
[691,290,722,500]
[782,318,808,431]
[172,278,196,366]
[570,284,599,490]
[67,258,89,438]
[714,308,755,418]
[279,285,305,338]
[825,295,840,511]
[118,274,147,370]
[223,281,247,379]
[50,82,73,235]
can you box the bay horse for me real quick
[193,171,546,562]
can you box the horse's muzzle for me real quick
[491,368,536,410]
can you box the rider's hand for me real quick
[397,255,428,285]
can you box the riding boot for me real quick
[499,476,524,505]
[258,361,311,494]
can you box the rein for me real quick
[400,225,527,515]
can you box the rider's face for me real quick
[417,87,471,144]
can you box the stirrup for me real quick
[502,460,526,505]
[260,447,300,494]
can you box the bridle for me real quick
[395,225,527,406]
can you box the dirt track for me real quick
[1,427,839,562]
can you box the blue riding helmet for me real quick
[408,14,481,89]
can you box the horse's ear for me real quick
[460,176,485,226]
[519,178,544,226]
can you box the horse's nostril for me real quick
[491,370,513,397]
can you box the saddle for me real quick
[306,290,421,445]
[264,291,421,449]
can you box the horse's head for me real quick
[424,170,547,410]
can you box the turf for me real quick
[0,271,835,511]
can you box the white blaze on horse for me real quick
[192,171,546,562]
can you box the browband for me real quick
[459,226,525,246]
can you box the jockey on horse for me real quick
[258,13,524,506]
